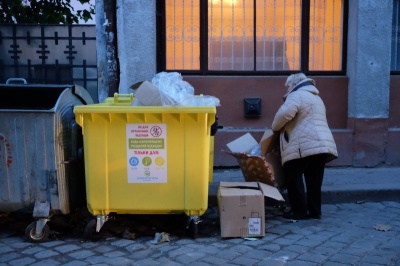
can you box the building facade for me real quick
[96,0,400,167]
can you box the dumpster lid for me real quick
[0,83,90,110]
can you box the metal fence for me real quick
[0,24,98,102]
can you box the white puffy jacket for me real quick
[271,79,338,165]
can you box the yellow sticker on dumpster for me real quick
[126,124,167,183]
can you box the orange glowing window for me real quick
[164,0,345,72]
[309,0,344,71]
[165,0,200,70]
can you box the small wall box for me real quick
[244,98,261,117]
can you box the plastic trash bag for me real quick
[249,144,262,156]
[193,95,221,107]
[152,72,194,106]
[151,72,220,107]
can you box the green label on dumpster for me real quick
[128,138,165,149]
[126,124,167,183]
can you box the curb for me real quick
[321,189,400,204]
[208,167,400,207]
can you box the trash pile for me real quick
[225,131,285,189]
[131,72,220,107]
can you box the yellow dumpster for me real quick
[74,94,217,240]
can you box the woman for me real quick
[271,73,338,220]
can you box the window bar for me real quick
[395,1,398,69]
[322,0,326,70]
[253,0,256,71]
[83,59,87,89]
[55,59,60,83]
[11,25,20,78]
[231,1,234,70]
[53,30,58,47]
[67,25,76,83]
[272,0,277,70]
[330,0,334,70]
[283,0,287,70]
[338,0,344,70]
[301,0,310,71]
[311,0,316,70]
[40,26,47,82]
[242,0,245,70]
[395,1,400,69]
[293,0,297,69]
[220,1,223,70]
[81,31,86,45]
[191,0,194,70]
[201,0,208,73]
[209,0,213,70]
[27,59,33,82]
[263,0,267,70]
[182,0,185,69]
[173,0,177,69]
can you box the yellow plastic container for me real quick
[74,94,216,218]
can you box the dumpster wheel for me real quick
[187,216,200,239]
[84,219,105,241]
[25,221,50,243]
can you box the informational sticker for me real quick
[248,218,261,235]
[126,124,167,183]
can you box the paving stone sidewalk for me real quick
[1,201,400,265]
[1,166,400,265]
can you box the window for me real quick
[392,0,400,71]
[157,0,347,75]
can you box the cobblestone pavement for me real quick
[1,201,400,266]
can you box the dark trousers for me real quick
[283,154,327,215]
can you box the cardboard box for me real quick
[226,133,258,154]
[131,80,163,106]
[218,181,284,238]
[226,130,285,189]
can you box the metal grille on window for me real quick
[0,25,97,101]
[166,0,200,70]
[208,0,302,71]
[164,0,344,72]
[309,0,343,71]
[255,0,301,71]
[208,0,254,71]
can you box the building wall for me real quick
[346,0,393,167]
[115,0,157,94]
[388,76,400,165]
[184,76,351,167]
[102,0,400,167]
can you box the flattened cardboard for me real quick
[132,80,163,106]
[260,131,285,189]
[265,152,285,188]
[258,182,284,202]
[260,130,279,155]
[226,133,258,154]
[217,181,284,238]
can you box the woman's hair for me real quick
[285,73,307,88]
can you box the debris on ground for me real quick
[122,230,136,240]
[373,224,392,232]
[150,232,170,244]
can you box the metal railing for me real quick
[0,24,98,102]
